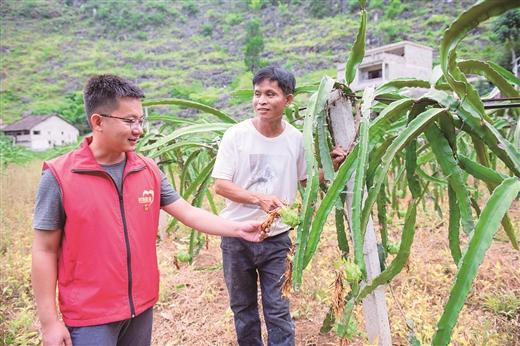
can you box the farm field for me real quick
[1,0,519,345]
[1,161,518,345]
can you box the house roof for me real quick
[2,115,49,132]
[2,115,77,132]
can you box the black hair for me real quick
[83,75,144,127]
[252,66,296,95]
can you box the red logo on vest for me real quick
[138,190,154,210]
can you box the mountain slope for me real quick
[0,0,505,125]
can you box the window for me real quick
[33,130,40,135]
[368,69,382,79]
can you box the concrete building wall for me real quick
[404,44,433,69]
[30,116,79,151]
[339,41,433,91]
[13,133,31,146]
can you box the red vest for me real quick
[43,137,161,327]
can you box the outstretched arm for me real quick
[162,198,263,242]
[32,229,72,346]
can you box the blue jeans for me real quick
[221,232,295,346]
[66,307,153,346]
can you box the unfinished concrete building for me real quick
[338,41,433,91]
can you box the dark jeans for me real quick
[221,232,295,346]
[66,307,153,346]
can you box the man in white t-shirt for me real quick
[212,66,345,345]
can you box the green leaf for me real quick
[143,98,236,123]
[424,123,474,235]
[147,114,197,126]
[147,141,215,159]
[367,136,395,186]
[447,186,462,265]
[335,204,349,259]
[487,61,520,87]
[361,108,446,237]
[302,148,358,269]
[405,105,425,199]
[317,110,334,182]
[139,123,231,152]
[180,149,204,196]
[483,122,520,175]
[351,86,375,275]
[182,157,216,199]
[368,98,414,150]
[416,166,448,185]
[458,60,519,98]
[439,0,517,134]
[345,9,367,85]
[295,83,320,95]
[293,77,334,287]
[315,77,336,182]
[458,154,507,185]
[422,90,520,177]
[375,78,430,97]
[432,177,520,345]
[513,121,520,148]
[357,198,419,300]
[376,180,389,249]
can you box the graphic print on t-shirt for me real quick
[245,153,285,197]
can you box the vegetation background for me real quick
[1,0,515,128]
[1,0,519,345]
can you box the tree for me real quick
[244,19,264,72]
[58,92,90,134]
[493,9,520,76]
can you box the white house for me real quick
[338,41,433,91]
[2,115,79,151]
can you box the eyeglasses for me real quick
[98,113,146,129]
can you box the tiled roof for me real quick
[2,115,49,131]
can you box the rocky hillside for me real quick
[0,0,508,126]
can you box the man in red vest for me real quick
[31,75,263,346]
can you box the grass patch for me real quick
[483,292,520,319]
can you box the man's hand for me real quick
[255,193,284,212]
[42,320,72,346]
[236,220,264,242]
[331,145,347,171]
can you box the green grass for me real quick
[483,292,520,319]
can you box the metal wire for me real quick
[482,97,520,102]
[484,103,520,109]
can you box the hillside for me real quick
[0,0,508,127]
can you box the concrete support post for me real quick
[328,89,392,345]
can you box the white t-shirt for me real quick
[212,119,306,236]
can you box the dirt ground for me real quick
[152,201,520,345]
[1,162,519,345]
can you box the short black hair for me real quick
[83,75,145,127]
[252,66,296,95]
